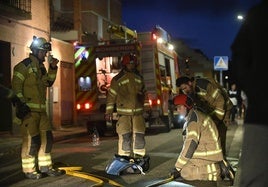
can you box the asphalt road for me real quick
[1,124,242,187]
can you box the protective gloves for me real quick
[219,159,235,180]
[48,55,59,69]
[16,102,31,119]
[11,95,22,106]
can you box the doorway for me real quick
[0,41,12,132]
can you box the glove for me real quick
[11,95,22,107]
[169,168,181,179]
[48,55,59,69]
[104,113,112,121]
[219,160,235,180]
[16,102,31,119]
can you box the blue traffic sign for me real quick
[214,56,228,71]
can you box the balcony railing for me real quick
[0,0,31,20]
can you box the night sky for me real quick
[122,0,261,60]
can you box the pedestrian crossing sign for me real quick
[214,56,228,71]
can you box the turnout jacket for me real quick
[191,77,233,124]
[175,109,224,169]
[106,69,149,115]
[12,54,58,112]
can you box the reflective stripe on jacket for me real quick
[193,77,233,121]
[106,69,148,115]
[175,109,224,170]
[12,54,57,112]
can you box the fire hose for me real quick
[58,165,123,187]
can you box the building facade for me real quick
[0,0,74,132]
[0,0,123,133]
[0,0,213,133]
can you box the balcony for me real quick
[0,0,31,20]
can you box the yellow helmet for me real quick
[30,36,51,51]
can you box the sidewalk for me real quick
[227,122,244,187]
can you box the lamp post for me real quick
[237,14,244,21]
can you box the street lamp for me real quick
[237,14,244,21]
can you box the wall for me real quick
[50,38,74,129]
[0,0,51,133]
[0,0,74,132]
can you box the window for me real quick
[78,76,91,91]
[0,0,31,20]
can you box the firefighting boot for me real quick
[134,154,150,172]
[45,168,66,177]
[25,171,43,179]
[40,166,66,177]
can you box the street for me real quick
[0,124,243,187]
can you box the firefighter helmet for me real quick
[30,36,51,51]
[121,54,138,66]
[173,94,193,109]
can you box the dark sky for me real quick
[122,0,261,60]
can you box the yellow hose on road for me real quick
[58,166,83,171]
[65,170,104,187]
[58,165,123,186]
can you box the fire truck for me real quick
[74,25,181,135]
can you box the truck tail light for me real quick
[149,99,161,106]
[76,104,81,110]
[76,102,92,110]
[84,102,91,109]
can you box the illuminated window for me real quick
[78,76,91,91]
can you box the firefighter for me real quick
[170,94,224,184]
[176,76,233,156]
[105,53,150,160]
[12,36,64,179]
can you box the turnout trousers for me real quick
[20,112,53,173]
[116,114,146,157]
[181,160,222,181]
[213,119,227,156]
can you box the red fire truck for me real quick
[74,25,181,135]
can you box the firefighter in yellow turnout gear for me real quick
[170,94,224,184]
[105,54,150,158]
[176,76,233,156]
[12,36,64,179]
